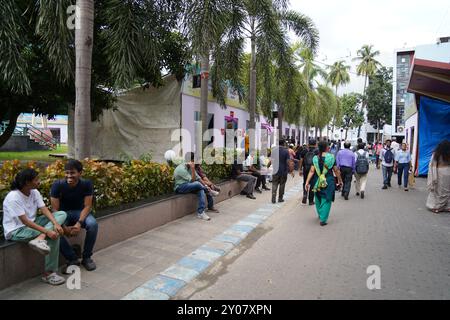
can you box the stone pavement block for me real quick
[188,249,222,263]
[119,264,144,275]
[214,234,243,245]
[247,214,268,221]
[235,220,260,228]
[160,265,200,283]
[177,257,211,274]
[142,275,186,297]
[230,224,255,234]
[122,287,170,300]
[203,240,235,254]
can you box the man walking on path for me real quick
[354,143,370,199]
[395,143,412,191]
[380,139,396,190]
[336,142,355,200]
[299,139,318,205]
[375,141,383,169]
[271,139,291,204]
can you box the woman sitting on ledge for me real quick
[2,169,67,285]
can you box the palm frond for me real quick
[0,0,31,94]
[36,0,74,83]
[281,10,319,54]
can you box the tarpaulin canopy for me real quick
[418,96,450,175]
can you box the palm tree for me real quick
[353,44,381,137]
[230,1,319,133]
[74,0,94,159]
[184,0,240,152]
[327,60,350,137]
[327,60,350,95]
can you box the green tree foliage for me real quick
[340,93,364,140]
[366,67,393,139]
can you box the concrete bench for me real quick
[0,180,244,290]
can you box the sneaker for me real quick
[320,221,328,226]
[382,185,388,190]
[28,238,51,256]
[272,196,276,204]
[301,197,307,204]
[262,186,271,191]
[356,192,360,196]
[82,258,97,271]
[361,191,365,199]
[209,189,220,197]
[387,183,392,188]
[404,188,409,192]
[309,201,315,206]
[246,194,256,200]
[197,212,211,221]
[344,195,349,200]
[41,272,65,286]
[255,187,262,194]
[240,191,247,196]
[278,198,284,203]
[63,260,81,275]
[207,207,220,213]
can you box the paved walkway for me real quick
[0,175,302,300]
[174,169,450,300]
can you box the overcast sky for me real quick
[289,0,450,94]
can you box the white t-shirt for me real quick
[2,190,45,240]
[355,149,370,160]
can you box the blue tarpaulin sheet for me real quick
[418,96,450,175]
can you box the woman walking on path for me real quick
[395,143,412,191]
[426,140,450,214]
[305,141,343,226]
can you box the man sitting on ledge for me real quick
[51,160,98,272]
[174,152,219,221]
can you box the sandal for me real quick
[42,272,66,286]
[431,209,440,214]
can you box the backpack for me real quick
[355,151,369,174]
[304,150,315,171]
[384,148,394,164]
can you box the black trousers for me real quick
[340,166,353,196]
[272,174,288,201]
[302,168,315,203]
[251,171,266,189]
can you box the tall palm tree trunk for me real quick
[200,53,210,154]
[74,0,94,160]
[278,105,283,141]
[358,75,368,138]
[249,35,257,131]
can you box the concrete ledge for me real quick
[0,180,244,290]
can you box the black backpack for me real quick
[303,150,315,171]
[355,152,369,174]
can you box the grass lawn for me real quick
[0,145,68,161]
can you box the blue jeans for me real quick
[397,163,410,188]
[60,210,98,261]
[382,165,393,186]
[176,181,214,214]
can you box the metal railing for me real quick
[0,122,58,150]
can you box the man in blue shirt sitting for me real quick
[51,160,98,272]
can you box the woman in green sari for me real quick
[305,141,343,226]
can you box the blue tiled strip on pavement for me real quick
[122,183,302,300]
